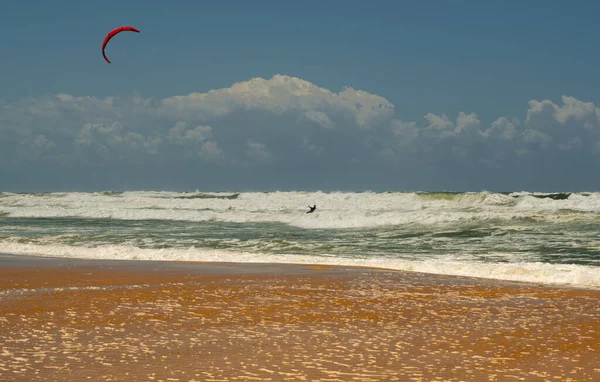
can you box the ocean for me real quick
[1,190,599,289]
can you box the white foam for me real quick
[1,242,598,289]
[2,190,600,229]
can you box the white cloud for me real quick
[196,140,224,162]
[159,74,394,128]
[483,117,518,140]
[245,141,273,163]
[167,122,223,161]
[522,129,552,149]
[391,120,419,142]
[455,112,481,135]
[299,137,324,157]
[381,96,600,180]
[558,136,583,151]
[302,110,335,129]
[169,122,213,145]
[424,113,454,131]
[16,134,56,162]
[2,75,600,190]
[522,96,600,155]
[32,134,55,150]
[124,133,162,156]
[74,122,162,163]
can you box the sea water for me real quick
[1,190,599,289]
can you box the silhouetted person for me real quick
[306,205,316,214]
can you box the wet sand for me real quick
[1,254,599,381]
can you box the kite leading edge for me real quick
[102,26,140,64]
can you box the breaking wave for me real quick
[0,190,599,229]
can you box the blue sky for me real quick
[1,1,600,191]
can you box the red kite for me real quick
[102,26,140,64]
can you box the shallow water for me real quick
[1,190,599,288]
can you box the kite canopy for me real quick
[102,26,140,64]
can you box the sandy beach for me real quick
[1,254,599,381]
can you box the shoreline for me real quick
[1,253,600,380]
[0,252,597,292]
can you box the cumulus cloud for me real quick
[302,110,335,129]
[167,122,223,162]
[483,117,518,140]
[522,96,600,154]
[159,74,394,127]
[17,134,56,162]
[74,122,162,164]
[1,74,600,191]
[245,141,273,163]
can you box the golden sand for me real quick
[0,257,599,381]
